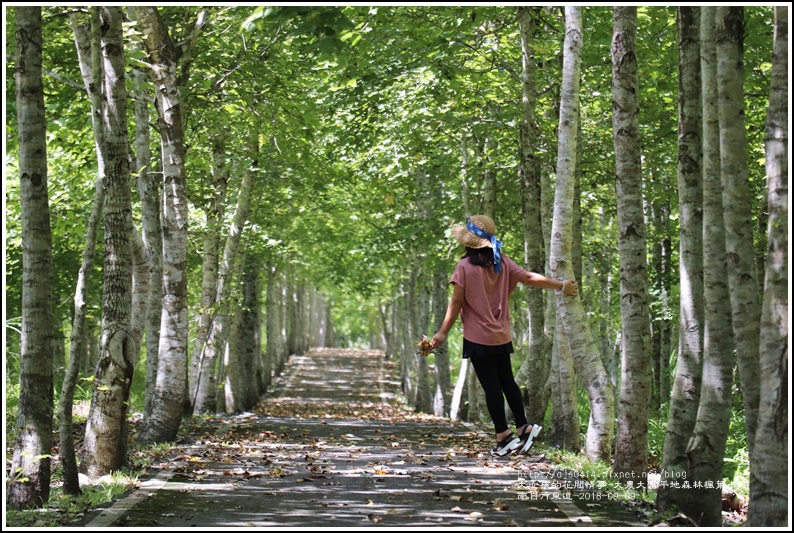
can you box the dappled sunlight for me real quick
[102,348,646,527]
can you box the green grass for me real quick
[5,470,138,527]
[570,384,750,500]
[547,447,656,505]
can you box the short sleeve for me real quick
[504,255,527,292]
[450,260,466,289]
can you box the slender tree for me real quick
[657,6,705,513]
[611,6,652,480]
[193,137,258,413]
[450,134,472,421]
[134,6,192,441]
[262,262,280,392]
[432,270,451,416]
[220,248,249,413]
[680,8,734,525]
[413,170,432,414]
[8,6,55,509]
[59,7,106,495]
[516,6,550,428]
[131,45,163,423]
[188,134,229,410]
[412,267,432,413]
[235,258,263,410]
[82,6,135,478]
[748,6,788,526]
[716,5,762,457]
[548,332,579,450]
[549,6,614,461]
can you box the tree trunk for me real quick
[748,6,788,526]
[572,122,583,287]
[130,229,151,362]
[82,7,135,478]
[134,6,190,443]
[716,4,761,458]
[650,194,673,410]
[517,6,550,428]
[236,260,263,410]
[549,6,614,461]
[188,135,228,410]
[548,332,579,450]
[680,9,734,524]
[413,265,432,414]
[263,263,280,393]
[657,6,705,512]
[8,6,55,509]
[611,6,652,480]
[142,156,163,421]
[460,134,471,217]
[286,269,301,356]
[325,299,335,348]
[82,324,99,375]
[482,136,496,217]
[275,274,289,375]
[397,286,414,402]
[132,57,163,423]
[222,293,242,413]
[193,140,257,413]
[59,8,105,496]
[659,205,673,403]
[432,271,451,417]
[220,247,249,413]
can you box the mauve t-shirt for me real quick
[450,254,527,346]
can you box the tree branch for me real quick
[43,68,84,90]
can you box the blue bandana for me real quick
[466,220,503,274]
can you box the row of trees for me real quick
[6,5,787,527]
[7,5,333,506]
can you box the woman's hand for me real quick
[563,279,579,296]
[431,331,447,349]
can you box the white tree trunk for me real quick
[680,9,734,525]
[611,6,652,480]
[59,8,105,496]
[517,6,551,427]
[548,6,615,461]
[549,332,579,450]
[748,6,788,526]
[432,271,451,417]
[132,58,163,423]
[188,135,228,410]
[8,6,55,508]
[134,6,190,442]
[83,7,135,478]
[716,5,762,457]
[193,140,257,413]
[657,7,705,512]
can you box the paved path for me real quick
[86,348,647,527]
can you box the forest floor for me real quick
[75,347,650,528]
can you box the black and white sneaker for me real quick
[491,433,522,456]
[518,424,542,454]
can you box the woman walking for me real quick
[431,215,578,456]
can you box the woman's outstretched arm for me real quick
[524,271,579,295]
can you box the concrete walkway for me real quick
[86,348,647,527]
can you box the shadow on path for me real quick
[86,348,648,527]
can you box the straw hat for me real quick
[452,215,497,249]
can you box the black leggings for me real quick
[469,351,528,434]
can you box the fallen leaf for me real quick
[492,499,509,511]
